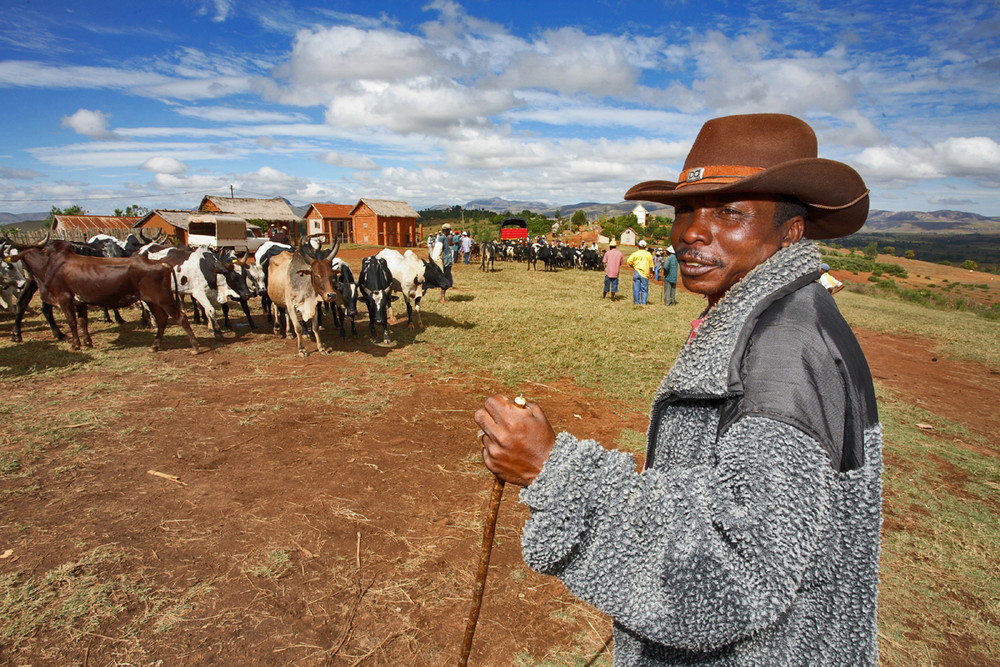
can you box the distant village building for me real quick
[350,198,419,247]
[632,204,648,228]
[199,195,301,242]
[305,203,354,244]
[134,210,196,245]
[51,215,139,236]
[620,227,638,246]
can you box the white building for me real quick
[632,204,648,228]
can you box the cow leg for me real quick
[238,299,256,330]
[262,293,273,326]
[194,294,223,340]
[332,303,346,339]
[101,306,113,323]
[309,310,327,355]
[57,299,82,350]
[113,308,127,324]
[77,305,94,348]
[287,310,309,357]
[404,298,414,328]
[382,320,392,345]
[414,295,423,328]
[222,302,232,329]
[150,300,200,355]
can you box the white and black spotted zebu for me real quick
[140,244,251,340]
[358,255,393,344]
[328,257,360,339]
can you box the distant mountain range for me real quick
[458,199,1000,234]
[4,202,1000,235]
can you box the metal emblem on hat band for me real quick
[676,164,766,189]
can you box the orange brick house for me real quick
[304,203,354,244]
[350,199,419,247]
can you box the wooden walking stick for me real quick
[460,394,527,666]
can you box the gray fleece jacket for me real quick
[519,240,882,665]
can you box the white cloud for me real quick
[176,106,309,124]
[141,156,189,175]
[854,136,1000,186]
[324,78,517,134]
[60,109,125,140]
[318,151,378,170]
[934,137,1000,176]
[501,28,638,96]
[0,166,43,179]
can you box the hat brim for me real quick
[625,158,869,240]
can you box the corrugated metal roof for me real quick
[200,196,300,222]
[53,215,140,231]
[352,198,419,218]
[308,203,354,218]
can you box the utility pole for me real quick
[230,185,234,199]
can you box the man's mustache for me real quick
[675,246,721,267]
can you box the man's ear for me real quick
[781,215,805,247]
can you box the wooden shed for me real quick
[134,210,196,245]
[305,203,354,244]
[199,196,301,242]
[350,199,419,247]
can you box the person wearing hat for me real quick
[427,223,454,302]
[819,262,844,294]
[602,238,624,300]
[476,114,881,665]
[626,239,654,305]
[460,230,473,264]
[662,244,678,306]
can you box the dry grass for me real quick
[1,254,998,664]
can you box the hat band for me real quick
[675,165,765,189]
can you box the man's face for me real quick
[669,194,802,307]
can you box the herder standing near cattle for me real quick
[475,114,882,666]
[427,223,454,303]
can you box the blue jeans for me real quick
[463,251,470,264]
[604,275,619,293]
[633,273,649,304]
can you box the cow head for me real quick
[331,258,358,318]
[421,259,451,294]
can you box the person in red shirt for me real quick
[602,239,624,301]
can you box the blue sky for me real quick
[0,0,998,217]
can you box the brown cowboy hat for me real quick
[624,114,869,239]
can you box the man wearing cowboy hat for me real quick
[476,114,881,665]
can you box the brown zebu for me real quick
[266,241,339,357]
[6,237,200,354]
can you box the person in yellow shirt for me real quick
[626,239,655,304]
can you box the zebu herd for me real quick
[0,231,451,357]
[478,239,605,272]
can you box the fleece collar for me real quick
[653,239,822,401]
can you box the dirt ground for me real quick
[1,250,998,665]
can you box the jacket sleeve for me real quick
[519,415,832,651]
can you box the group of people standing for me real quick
[603,239,678,305]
